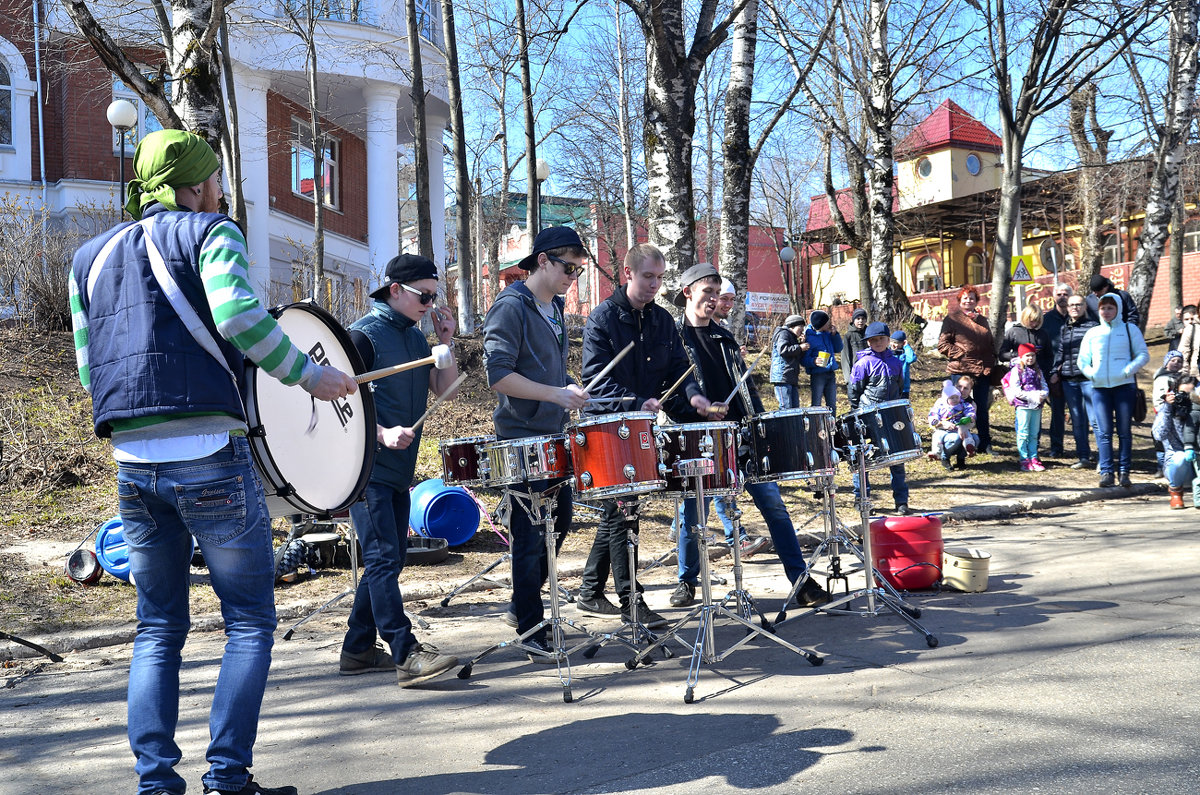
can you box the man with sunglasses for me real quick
[338,253,462,686]
[1052,292,1099,469]
[483,226,591,660]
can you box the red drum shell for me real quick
[567,412,664,500]
[439,435,495,486]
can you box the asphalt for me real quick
[4,488,1199,795]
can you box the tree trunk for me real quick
[1068,83,1113,283]
[1170,191,1185,311]
[217,14,246,230]
[406,0,433,260]
[441,0,473,332]
[1128,0,1200,327]
[988,142,1024,347]
[718,0,757,340]
[516,0,538,236]
[304,1,326,306]
[615,2,637,251]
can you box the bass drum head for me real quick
[244,302,376,518]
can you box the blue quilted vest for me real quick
[351,303,431,489]
[71,204,244,438]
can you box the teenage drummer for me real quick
[665,264,829,610]
[575,244,712,627]
[847,321,911,515]
[340,254,461,685]
[482,226,589,661]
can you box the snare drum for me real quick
[566,412,664,500]
[242,302,376,518]
[837,399,923,470]
[482,435,572,486]
[656,422,741,497]
[439,435,494,486]
[745,408,837,483]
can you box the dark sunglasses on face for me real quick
[400,283,437,305]
[546,255,583,276]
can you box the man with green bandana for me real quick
[69,129,357,795]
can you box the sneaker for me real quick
[1119,472,1132,488]
[965,442,977,456]
[1029,458,1046,472]
[203,775,298,795]
[669,581,696,607]
[926,450,939,460]
[1070,460,1088,470]
[940,456,953,472]
[894,504,911,516]
[1047,449,1063,459]
[574,592,620,617]
[339,645,394,676]
[523,636,559,665]
[739,535,769,558]
[1099,472,1115,488]
[789,578,831,609]
[1019,459,1031,472]
[396,643,458,687]
[621,601,669,628]
[502,607,518,628]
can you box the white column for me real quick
[232,67,272,297]
[364,83,401,276]
[427,130,446,272]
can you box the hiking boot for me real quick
[523,636,559,665]
[739,535,769,558]
[622,601,669,628]
[789,578,831,609]
[1099,472,1115,488]
[575,592,620,617]
[202,775,297,795]
[669,581,696,607]
[1169,487,1185,509]
[1119,471,1132,488]
[339,644,394,676]
[396,643,458,687]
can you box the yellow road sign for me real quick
[1010,255,1034,285]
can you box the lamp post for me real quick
[779,243,797,310]
[106,99,137,218]
[535,158,550,231]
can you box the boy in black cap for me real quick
[482,226,590,660]
[769,313,808,409]
[847,321,910,514]
[339,253,462,685]
[841,307,869,387]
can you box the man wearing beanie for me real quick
[841,307,869,387]
[69,129,357,795]
[769,313,809,409]
[801,309,843,408]
[847,321,911,513]
[340,253,461,684]
[1085,273,1139,327]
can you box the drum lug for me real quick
[658,463,669,478]
[761,455,770,472]
[574,432,586,446]
[580,472,592,488]
[700,433,714,456]
[623,464,636,481]
[618,423,630,440]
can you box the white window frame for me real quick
[291,117,340,210]
[914,254,940,293]
[966,251,986,286]
[0,61,11,148]
[1102,232,1122,266]
[1183,218,1200,254]
[830,246,846,267]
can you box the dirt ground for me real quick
[0,322,1168,641]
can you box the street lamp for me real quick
[106,99,137,218]
[779,244,797,307]
[535,158,550,231]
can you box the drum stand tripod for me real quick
[630,459,822,703]
[457,482,607,703]
[775,441,938,649]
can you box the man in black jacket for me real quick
[575,244,712,627]
[1085,274,1140,328]
[1052,294,1099,468]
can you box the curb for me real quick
[0,485,1166,661]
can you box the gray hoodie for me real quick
[482,280,574,439]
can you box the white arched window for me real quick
[914,255,940,293]
[0,37,35,181]
[0,61,11,147]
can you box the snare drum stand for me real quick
[716,498,777,630]
[776,438,938,648]
[457,482,602,702]
[630,459,822,703]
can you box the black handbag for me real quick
[1124,323,1148,424]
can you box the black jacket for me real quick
[1086,289,1140,328]
[999,323,1053,374]
[841,326,868,383]
[666,321,765,423]
[1053,315,1099,380]
[581,284,700,414]
[769,326,805,385]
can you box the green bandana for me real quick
[124,129,220,220]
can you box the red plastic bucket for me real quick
[869,515,944,590]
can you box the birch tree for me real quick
[406,0,434,260]
[441,0,474,331]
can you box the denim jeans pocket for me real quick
[117,480,156,544]
[175,474,248,545]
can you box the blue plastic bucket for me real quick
[409,479,480,547]
[94,516,131,582]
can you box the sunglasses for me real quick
[546,255,584,276]
[400,283,437,305]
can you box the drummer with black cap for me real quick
[847,320,911,514]
[482,226,590,661]
[338,253,461,686]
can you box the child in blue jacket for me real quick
[801,309,843,409]
[890,329,917,399]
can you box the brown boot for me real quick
[1169,487,1185,510]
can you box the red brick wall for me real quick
[265,90,367,242]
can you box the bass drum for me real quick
[242,302,376,518]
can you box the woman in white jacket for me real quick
[1077,293,1150,488]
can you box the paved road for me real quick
[5,495,1199,795]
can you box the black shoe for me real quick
[502,604,518,628]
[575,593,620,617]
[894,504,911,516]
[940,456,953,472]
[1099,472,1115,488]
[622,601,669,628]
[396,643,458,687]
[338,644,394,676]
[789,578,831,609]
[1119,471,1132,488]
[203,775,297,795]
[524,636,559,665]
[670,581,696,607]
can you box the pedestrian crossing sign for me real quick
[1010,255,1034,285]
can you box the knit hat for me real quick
[941,379,958,399]
[1089,274,1113,294]
[864,321,889,339]
[784,314,805,328]
[808,309,829,329]
[890,329,907,341]
[851,308,868,322]
[1017,343,1037,357]
[1165,350,1184,365]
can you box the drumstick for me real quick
[409,372,467,433]
[355,344,453,384]
[720,346,769,407]
[658,363,697,404]
[583,340,636,394]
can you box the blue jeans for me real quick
[933,429,974,463]
[774,384,799,409]
[1061,378,1095,463]
[117,436,276,795]
[852,464,909,508]
[508,478,571,640]
[809,369,837,409]
[1015,406,1043,461]
[676,481,808,585]
[346,482,415,663]
[1090,382,1136,476]
[1164,451,1198,496]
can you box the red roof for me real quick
[806,184,900,232]
[896,100,1002,160]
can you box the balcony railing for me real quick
[274,0,443,47]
